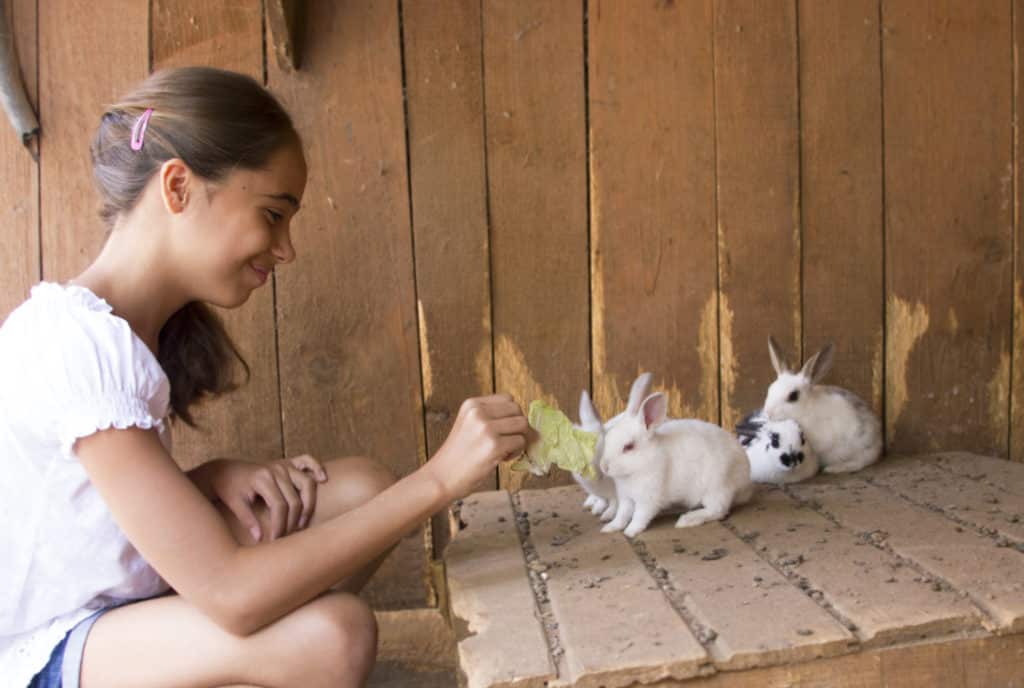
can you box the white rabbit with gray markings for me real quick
[598,372,753,537]
[762,336,882,474]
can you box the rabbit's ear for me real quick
[579,389,602,429]
[641,392,668,430]
[626,372,653,416]
[768,336,789,375]
[800,342,835,383]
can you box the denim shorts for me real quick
[28,610,105,688]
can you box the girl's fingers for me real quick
[287,465,318,529]
[289,454,328,482]
[467,396,524,421]
[225,495,262,543]
[495,433,527,460]
[490,415,531,437]
[272,470,303,536]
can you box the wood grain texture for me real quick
[588,0,719,424]
[799,0,885,418]
[0,0,39,322]
[150,1,282,471]
[39,0,148,282]
[882,1,1013,456]
[714,1,801,431]
[483,0,588,490]
[268,2,428,609]
[1014,0,1024,463]
[402,0,494,561]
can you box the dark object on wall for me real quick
[266,0,305,71]
[0,0,38,160]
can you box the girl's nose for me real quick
[273,229,296,264]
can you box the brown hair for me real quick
[90,66,301,426]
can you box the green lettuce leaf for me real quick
[511,400,598,479]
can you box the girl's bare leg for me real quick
[79,456,397,688]
[80,591,377,688]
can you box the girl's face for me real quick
[178,142,308,308]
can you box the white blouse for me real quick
[0,283,172,687]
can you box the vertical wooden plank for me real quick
[0,0,39,322]
[269,3,428,609]
[883,1,1013,456]
[151,3,281,471]
[589,1,719,423]
[39,1,148,281]
[1014,0,1024,463]
[402,0,494,560]
[799,1,884,416]
[484,1,588,490]
[715,1,801,431]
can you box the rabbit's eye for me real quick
[770,432,780,449]
[623,442,635,453]
[787,390,800,403]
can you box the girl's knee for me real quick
[302,593,378,684]
[326,456,397,506]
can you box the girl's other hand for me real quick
[424,394,534,502]
[191,455,328,542]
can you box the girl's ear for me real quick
[159,158,192,215]
[641,392,668,430]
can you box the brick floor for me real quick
[446,453,1024,687]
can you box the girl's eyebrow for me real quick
[262,192,301,209]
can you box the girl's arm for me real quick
[76,394,528,636]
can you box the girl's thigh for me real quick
[80,590,377,688]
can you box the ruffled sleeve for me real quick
[17,283,171,460]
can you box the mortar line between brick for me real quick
[509,491,568,679]
[859,474,1024,549]
[716,516,865,647]
[627,536,724,668]
[781,483,1001,633]
[926,454,1024,501]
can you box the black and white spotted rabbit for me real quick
[736,411,818,483]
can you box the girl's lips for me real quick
[251,263,271,284]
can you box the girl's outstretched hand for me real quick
[189,455,328,542]
[424,394,535,502]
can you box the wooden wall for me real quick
[1,0,1021,609]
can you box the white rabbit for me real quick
[598,374,753,537]
[736,411,819,484]
[573,373,652,522]
[763,336,883,474]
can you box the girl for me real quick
[0,66,531,688]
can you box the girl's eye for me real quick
[623,442,635,453]
[787,390,799,403]
[265,209,284,224]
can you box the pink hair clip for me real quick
[130,108,154,151]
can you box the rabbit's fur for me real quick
[736,411,819,484]
[573,389,623,522]
[597,373,753,537]
[763,337,882,474]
